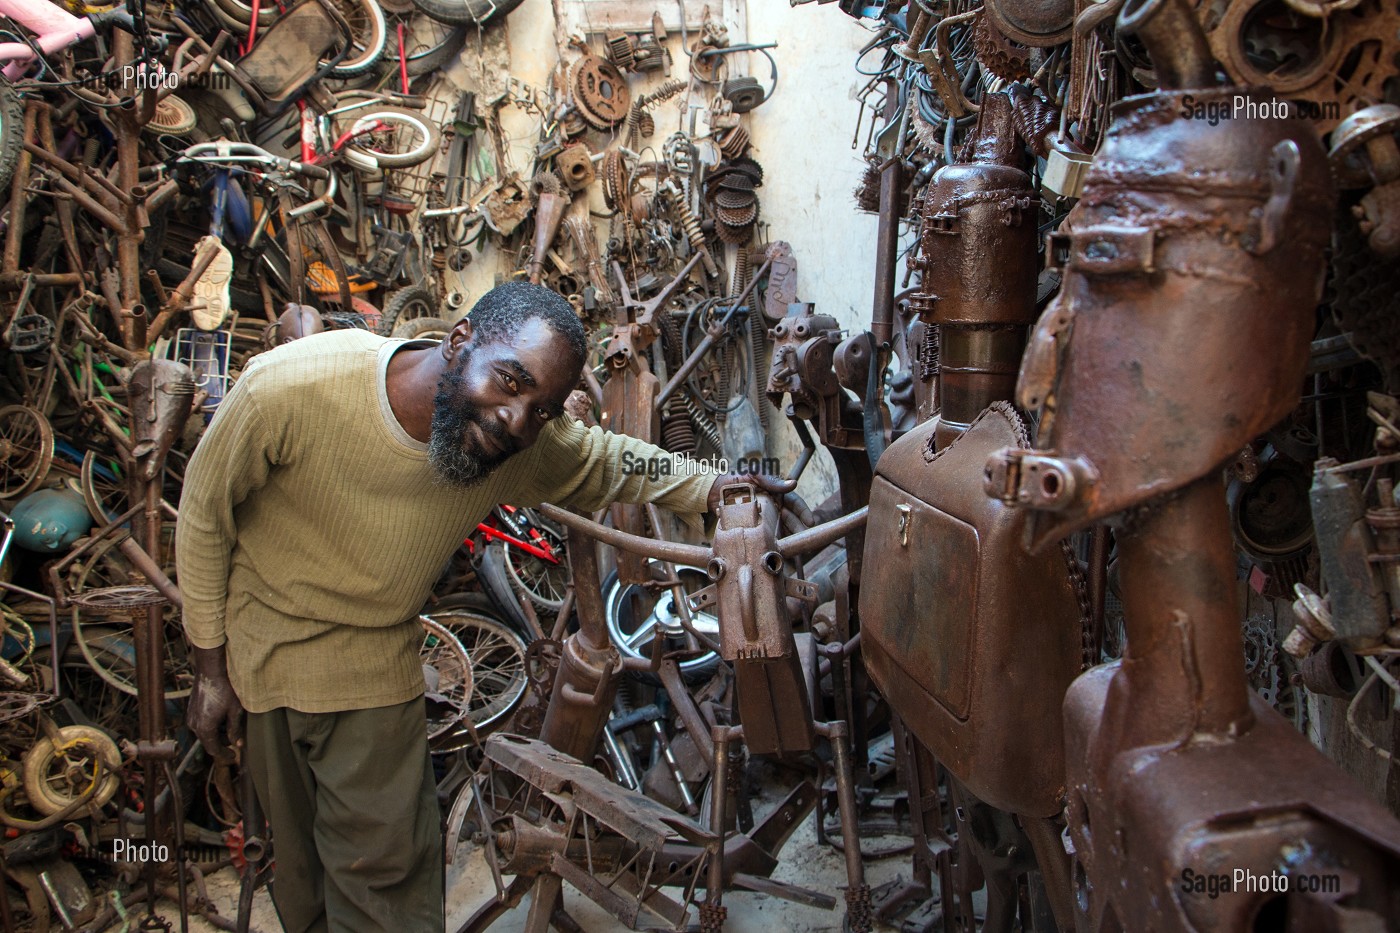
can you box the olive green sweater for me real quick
[175,329,714,713]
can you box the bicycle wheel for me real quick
[407,0,522,27]
[344,108,440,169]
[324,0,388,77]
[421,616,473,741]
[501,511,570,612]
[378,12,465,77]
[423,608,527,736]
[603,562,719,685]
[68,531,192,700]
[0,405,55,500]
[377,284,439,336]
[32,632,139,740]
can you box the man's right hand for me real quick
[188,645,244,762]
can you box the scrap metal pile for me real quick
[450,0,1400,931]
[0,0,826,928]
[3,0,1400,929]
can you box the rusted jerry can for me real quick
[861,402,1083,817]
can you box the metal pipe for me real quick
[776,507,868,558]
[1111,476,1253,749]
[3,103,38,275]
[1117,0,1217,90]
[537,504,711,567]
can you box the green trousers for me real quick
[244,697,443,933]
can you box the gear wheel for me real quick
[570,55,631,130]
[973,12,1032,81]
[1206,0,1398,133]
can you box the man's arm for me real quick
[174,376,280,757]
[514,417,795,524]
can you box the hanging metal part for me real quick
[570,55,632,130]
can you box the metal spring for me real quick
[626,78,687,149]
[675,199,706,262]
[661,394,698,454]
[746,314,770,431]
[734,246,751,294]
[684,394,723,451]
[920,324,939,382]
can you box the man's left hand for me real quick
[707,471,799,515]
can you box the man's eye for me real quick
[536,408,551,421]
[502,374,517,391]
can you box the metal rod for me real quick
[776,506,868,558]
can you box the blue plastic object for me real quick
[9,488,93,552]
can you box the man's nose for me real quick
[496,402,536,447]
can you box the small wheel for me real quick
[325,0,388,77]
[603,562,719,685]
[407,0,524,27]
[344,108,441,169]
[0,405,54,499]
[501,511,570,611]
[378,13,466,76]
[378,284,440,336]
[424,608,528,736]
[421,616,474,741]
[22,724,122,816]
[393,316,454,340]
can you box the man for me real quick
[175,282,788,932]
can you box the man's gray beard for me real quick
[428,426,492,488]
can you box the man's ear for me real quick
[443,317,474,361]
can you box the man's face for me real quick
[429,318,579,487]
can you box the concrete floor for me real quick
[169,807,909,933]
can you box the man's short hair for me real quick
[466,282,587,370]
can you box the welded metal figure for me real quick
[981,0,1400,927]
[455,487,872,932]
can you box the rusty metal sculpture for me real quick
[455,488,872,932]
[979,0,1400,926]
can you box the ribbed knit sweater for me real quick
[175,329,715,713]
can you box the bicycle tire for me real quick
[378,13,466,76]
[345,108,440,168]
[602,564,719,686]
[325,0,388,77]
[0,80,23,195]
[70,532,192,701]
[407,0,523,27]
[207,0,282,29]
[377,284,439,336]
[422,607,528,735]
[392,316,454,340]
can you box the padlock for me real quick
[1040,144,1092,201]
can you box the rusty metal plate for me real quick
[863,403,1083,817]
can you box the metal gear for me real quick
[570,54,632,130]
[973,11,1033,81]
[1205,0,1400,133]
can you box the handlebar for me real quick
[535,502,868,562]
[177,142,330,180]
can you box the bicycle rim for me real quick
[345,109,439,168]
